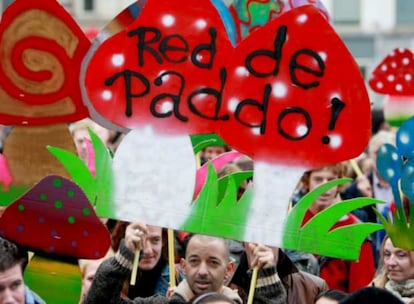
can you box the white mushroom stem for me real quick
[113,127,196,227]
[244,161,306,246]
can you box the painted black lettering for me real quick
[128,27,163,66]
[151,71,188,121]
[159,35,189,63]
[191,28,217,69]
[245,26,287,78]
[105,70,150,117]
[290,49,325,89]
[188,67,229,120]
[234,84,271,134]
[277,107,311,140]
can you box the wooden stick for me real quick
[168,228,176,287]
[349,158,363,178]
[130,250,140,286]
[247,267,258,304]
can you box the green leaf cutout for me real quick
[217,171,252,203]
[47,128,114,218]
[375,207,414,250]
[47,146,96,204]
[89,128,114,218]
[0,184,30,207]
[181,163,252,240]
[283,178,384,259]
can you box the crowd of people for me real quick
[1,109,414,304]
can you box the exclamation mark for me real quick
[322,97,345,144]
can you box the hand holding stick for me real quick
[125,222,147,286]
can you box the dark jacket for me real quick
[230,249,328,304]
[83,240,286,304]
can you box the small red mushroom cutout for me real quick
[369,48,414,95]
[0,175,110,259]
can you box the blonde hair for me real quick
[372,235,414,288]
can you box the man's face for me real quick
[308,168,339,214]
[0,264,25,304]
[73,129,90,163]
[139,226,163,271]
[181,236,233,296]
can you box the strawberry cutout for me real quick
[220,5,371,167]
[82,0,234,135]
[369,48,414,96]
[0,175,110,259]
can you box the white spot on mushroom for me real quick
[403,57,410,65]
[297,14,308,24]
[405,74,412,81]
[296,125,308,137]
[386,168,395,178]
[251,127,261,136]
[111,54,125,67]
[228,97,239,112]
[162,14,175,27]
[395,83,403,91]
[376,82,384,89]
[387,74,395,82]
[391,152,399,161]
[160,101,174,113]
[391,61,397,68]
[158,71,170,82]
[272,82,287,98]
[102,90,112,101]
[399,131,409,144]
[381,64,388,72]
[329,134,342,149]
[236,66,250,77]
[195,19,207,30]
[318,52,327,62]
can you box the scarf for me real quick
[173,279,242,303]
[385,279,414,303]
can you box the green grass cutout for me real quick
[181,162,253,240]
[47,128,114,217]
[375,206,414,250]
[0,184,30,207]
[283,178,384,259]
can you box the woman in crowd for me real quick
[372,235,414,303]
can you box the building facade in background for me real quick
[1,0,414,107]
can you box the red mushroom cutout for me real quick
[0,0,90,185]
[369,48,414,127]
[81,0,236,225]
[218,6,371,245]
[0,175,110,259]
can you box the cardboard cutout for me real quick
[230,0,330,40]
[374,117,414,249]
[0,0,374,264]
[369,48,414,127]
[0,0,91,185]
[79,1,372,254]
[0,175,110,259]
[369,48,414,249]
[218,5,371,245]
